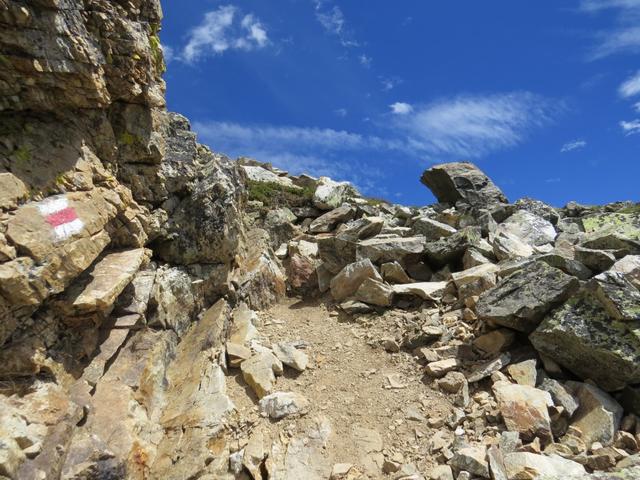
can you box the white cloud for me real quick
[182,5,268,63]
[334,108,348,117]
[619,71,640,97]
[390,102,413,115]
[313,0,358,47]
[579,0,640,58]
[634,102,640,112]
[161,44,174,63]
[380,76,402,91]
[359,54,372,67]
[392,92,557,158]
[620,119,640,134]
[561,139,587,152]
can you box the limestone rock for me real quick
[242,165,298,188]
[492,231,534,261]
[610,254,640,289]
[355,278,394,306]
[272,342,309,372]
[492,381,553,442]
[531,290,640,391]
[259,392,309,419]
[420,162,508,207]
[391,282,447,301]
[574,246,617,273]
[539,378,579,417]
[473,329,515,355]
[451,263,499,299]
[357,236,425,266]
[566,382,623,447]
[476,261,579,332]
[499,210,557,246]
[227,342,252,368]
[506,359,537,386]
[412,217,457,240]
[309,205,356,233]
[449,446,489,478]
[330,258,382,301]
[314,177,355,210]
[503,452,586,478]
[381,261,412,284]
[241,351,284,399]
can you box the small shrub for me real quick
[247,180,314,209]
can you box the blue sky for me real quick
[160,1,640,207]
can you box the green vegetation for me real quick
[119,131,137,146]
[247,180,314,209]
[14,146,31,165]
[618,204,640,215]
[148,34,165,73]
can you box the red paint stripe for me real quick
[45,207,78,227]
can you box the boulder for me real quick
[506,359,537,386]
[313,177,355,210]
[241,165,298,188]
[498,210,557,246]
[241,351,284,399]
[259,392,309,420]
[420,162,508,207]
[574,246,616,273]
[492,381,553,442]
[451,263,499,299]
[449,446,489,478]
[330,259,382,301]
[610,255,640,289]
[566,381,623,447]
[355,278,393,306]
[424,227,481,267]
[537,253,593,280]
[473,329,515,355]
[272,342,309,372]
[514,197,560,224]
[309,205,356,233]
[503,452,585,478]
[538,378,579,417]
[357,235,425,266]
[476,261,579,332]
[581,212,640,242]
[531,290,640,391]
[391,282,447,301]
[412,217,457,241]
[381,261,412,284]
[492,231,534,261]
[587,271,640,321]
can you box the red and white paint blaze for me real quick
[38,197,84,241]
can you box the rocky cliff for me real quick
[2,1,640,480]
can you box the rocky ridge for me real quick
[1,1,640,479]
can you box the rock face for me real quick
[421,162,508,207]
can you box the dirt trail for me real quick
[225,297,454,478]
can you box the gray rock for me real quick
[503,452,585,478]
[313,177,355,210]
[449,446,489,478]
[424,227,482,267]
[412,217,457,241]
[537,253,593,280]
[587,271,640,321]
[499,210,557,246]
[610,254,640,289]
[531,290,640,391]
[476,261,579,332]
[539,378,579,417]
[381,261,412,284]
[421,162,508,207]
[355,278,394,307]
[574,246,616,273]
[330,259,382,301]
[272,342,309,372]
[492,231,534,261]
[309,205,356,233]
[259,392,309,419]
[357,235,425,266]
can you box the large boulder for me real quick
[309,205,356,233]
[330,259,382,301]
[531,290,640,391]
[356,236,425,266]
[424,226,482,267]
[476,261,579,332]
[498,210,557,246]
[313,177,355,210]
[420,162,508,207]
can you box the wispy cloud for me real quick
[179,5,268,63]
[391,92,558,158]
[545,177,561,183]
[634,102,640,112]
[390,102,413,115]
[313,0,358,47]
[334,108,348,117]
[359,54,372,68]
[619,71,640,97]
[561,139,587,152]
[620,119,640,134]
[579,0,640,59]
[380,76,402,91]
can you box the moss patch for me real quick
[247,180,314,209]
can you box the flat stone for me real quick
[451,263,499,298]
[309,205,356,233]
[412,216,457,241]
[330,258,382,301]
[229,303,259,345]
[610,254,640,289]
[56,248,149,316]
[499,210,557,246]
[426,358,462,377]
[259,392,309,419]
[539,378,579,417]
[476,261,579,332]
[272,342,309,372]
[466,353,511,383]
[357,235,425,265]
[492,231,534,261]
[503,452,586,478]
[242,165,298,188]
[492,381,553,442]
[574,246,617,273]
[391,281,447,301]
[473,329,515,355]
[226,342,252,368]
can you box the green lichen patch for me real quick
[582,212,640,240]
[247,180,314,209]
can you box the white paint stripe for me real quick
[53,218,84,240]
[38,197,69,215]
